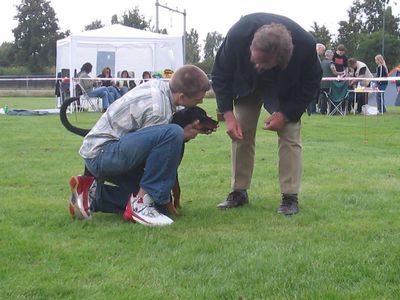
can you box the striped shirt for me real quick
[79,80,177,159]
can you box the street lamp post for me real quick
[155,0,187,64]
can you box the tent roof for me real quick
[69,24,181,39]
[388,64,400,76]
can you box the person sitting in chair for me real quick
[139,71,152,85]
[116,70,136,95]
[78,63,117,111]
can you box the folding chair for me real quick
[67,81,102,113]
[55,69,71,107]
[323,80,349,116]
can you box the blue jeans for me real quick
[85,124,184,213]
[106,86,121,104]
[376,88,386,113]
[88,87,112,109]
[119,86,129,95]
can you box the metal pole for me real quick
[154,1,186,64]
[155,0,159,32]
[183,9,186,63]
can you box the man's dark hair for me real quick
[348,58,357,66]
[170,65,211,97]
[250,23,294,69]
[81,62,92,73]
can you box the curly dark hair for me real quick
[250,23,294,69]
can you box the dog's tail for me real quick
[59,97,91,137]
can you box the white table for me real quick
[348,87,385,115]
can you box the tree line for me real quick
[0,0,399,74]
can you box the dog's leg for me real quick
[165,200,178,215]
[172,174,181,209]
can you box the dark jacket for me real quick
[211,13,322,121]
[376,65,388,90]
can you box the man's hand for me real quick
[263,112,287,131]
[183,120,201,141]
[224,111,243,140]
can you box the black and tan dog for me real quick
[60,97,218,214]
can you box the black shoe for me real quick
[217,191,249,209]
[277,194,299,215]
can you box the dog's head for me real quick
[172,106,219,132]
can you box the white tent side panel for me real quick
[56,24,184,83]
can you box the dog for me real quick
[60,97,218,214]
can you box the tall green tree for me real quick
[336,2,363,57]
[309,22,332,49]
[336,0,400,65]
[112,7,151,30]
[84,20,105,31]
[185,28,201,64]
[203,31,224,61]
[0,42,16,67]
[357,30,400,69]
[13,0,62,72]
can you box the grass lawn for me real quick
[1,97,399,299]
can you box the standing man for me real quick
[211,13,322,215]
[332,44,348,77]
[316,43,326,62]
[319,49,336,114]
[308,43,326,114]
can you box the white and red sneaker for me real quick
[69,175,96,220]
[123,194,174,226]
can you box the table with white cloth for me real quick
[348,87,385,115]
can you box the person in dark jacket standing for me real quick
[211,13,322,215]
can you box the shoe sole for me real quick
[277,209,300,216]
[123,210,137,224]
[69,176,91,220]
[124,209,173,226]
[132,211,173,226]
[217,202,249,209]
[123,196,173,226]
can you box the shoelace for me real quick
[88,181,97,206]
[143,204,163,217]
[228,191,246,201]
[136,200,161,218]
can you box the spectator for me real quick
[374,54,388,113]
[308,43,326,114]
[319,49,335,114]
[211,13,322,215]
[316,43,326,62]
[97,67,114,87]
[116,70,136,95]
[332,44,348,77]
[97,66,121,102]
[77,62,115,111]
[140,71,152,84]
[348,58,374,113]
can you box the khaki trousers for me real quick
[232,98,302,195]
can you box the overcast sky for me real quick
[1,0,398,46]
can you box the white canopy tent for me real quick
[56,24,184,96]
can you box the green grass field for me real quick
[1,97,399,299]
